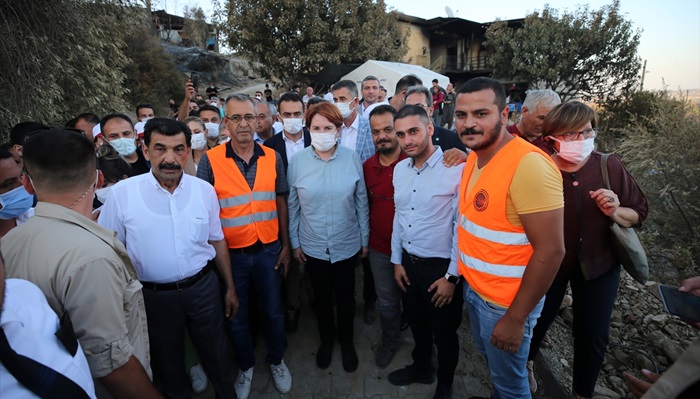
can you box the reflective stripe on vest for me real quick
[457,137,553,306]
[208,144,279,248]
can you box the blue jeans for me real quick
[464,284,543,399]
[227,240,286,370]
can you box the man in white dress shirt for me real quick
[99,118,239,399]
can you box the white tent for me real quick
[340,60,450,99]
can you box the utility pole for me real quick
[639,59,647,91]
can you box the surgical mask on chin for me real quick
[554,137,595,164]
[205,122,220,139]
[283,118,303,134]
[0,186,33,220]
[95,186,111,205]
[109,137,137,157]
[191,133,207,150]
[310,132,338,152]
[335,99,355,119]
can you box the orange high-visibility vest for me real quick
[208,144,279,248]
[457,137,552,307]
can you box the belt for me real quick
[141,262,214,291]
[403,250,449,266]
[230,240,271,255]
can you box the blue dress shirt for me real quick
[287,145,369,263]
[391,147,463,275]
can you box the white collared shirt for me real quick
[282,131,306,163]
[98,171,224,283]
[339,115,360,152]
[0,279,96,398]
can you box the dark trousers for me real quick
[529,264,620,397]
[362,256,377,305]
[402,251,463,387]
[306,253,358,345]
[143,271,236,399]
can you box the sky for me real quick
[157,0,699,90]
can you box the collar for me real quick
[368,151,406,169]
[407,146,443,170]
[310,145,340,161]
[226,140,266,159]
[282,132,304,144]
[146,170,185,193]
[33,202,120,247]
[342,114,359,131]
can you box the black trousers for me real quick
[402,251,463,387]
[306,253,358,345]
[529,264,620,397]
[362,256,377,305]
[143,270,236,399]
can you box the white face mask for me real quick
[553,137,595,164]
[311,132,338,152]
[141,117,154,123]
[109,137,137,157]
[191,133,207,150]
[95,186,111,204]
[205,122,220,139]
[335,99,356,119]
[283,118,303,134]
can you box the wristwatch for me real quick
[444,272,461,285]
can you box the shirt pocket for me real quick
[191,216,209,243]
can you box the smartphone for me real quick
[659,284,700,322]
[190,72,199,90]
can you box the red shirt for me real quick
[506,123,554,155]
[363,151,408,254]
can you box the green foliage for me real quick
[219,0,408,85]
[0,0,186,138]
[614,91,700,279]
[485,0,641,103]
[182,6,210,48]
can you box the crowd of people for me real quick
[0,72,698,399]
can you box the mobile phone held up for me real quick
[658,284,700,322]
[190,72,199,91]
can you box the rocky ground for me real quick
[533,271,698,399]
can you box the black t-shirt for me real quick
[129,148,150,176]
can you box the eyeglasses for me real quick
[225,114,256,124]
[552,128,598,142]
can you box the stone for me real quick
[651,314,669,324]
[594,384,622,399]
[630,351,655,371]
[560,358,569,368]
[612,349,631,364]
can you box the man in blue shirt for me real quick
[388,105,464,399]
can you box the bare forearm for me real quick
[99,356,163,399]
[276,195,290,248]
[611,207,639,228]
[210,239,235,291]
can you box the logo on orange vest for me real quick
[473,189,489,212]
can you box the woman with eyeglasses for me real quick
[286,102,369,373]
[526,101,648,399]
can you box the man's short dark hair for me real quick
[456,77,507,110]
[23,129,97,193]
[394,75,423,95]
[135,104,154,116]
[307,97,329,107]
[100,113,133,132]
[77,113,100,124]
[10,122,49,146]
[144,118,191,148]
[394,104,430,125]
[277,92,304,112]
[331,80,359,98]
[0,147,13,161]
[432,78,439,84]
[369,104,396,120]
[197,105,220,117]
[362,75,380,85]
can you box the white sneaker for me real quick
[270,360,292,394]
[189,363,208,394]
[235,367,254,399]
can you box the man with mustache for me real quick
[387,105,464,399]
[453,77,564,399]
[99,118,239,399]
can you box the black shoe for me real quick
[316,341,333,369]
[340,343,358,372]
[375,345,396,369]
[387,365,434,386]
[433,384,453,399]
[284,308,300,333]
[400,312,410,331]
[364,302,377,325]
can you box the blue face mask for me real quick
[0,186,33,220]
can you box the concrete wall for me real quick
[398,21,430,68]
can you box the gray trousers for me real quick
[369,248,402,351]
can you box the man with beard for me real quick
[388,105,464,399]
[363,105,406,368]
[452,77,564,399]
[101,114,150,175]
[99,118,239,399]
[506,89,561,154]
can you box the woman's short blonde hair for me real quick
[542,101,598,137]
